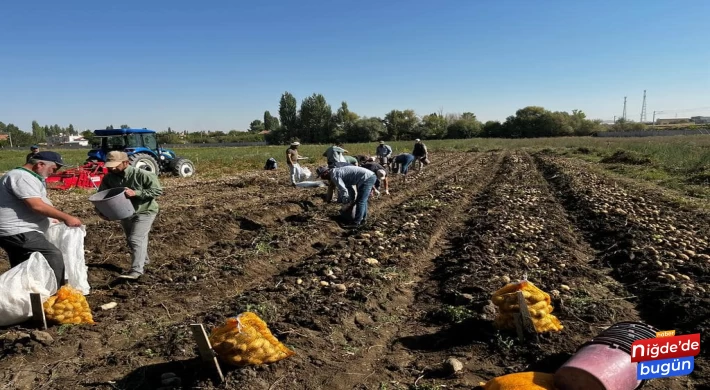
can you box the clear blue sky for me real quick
[1,0,708,132]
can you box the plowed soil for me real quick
[0,151,708,390]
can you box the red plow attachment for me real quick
[46,161,108,191]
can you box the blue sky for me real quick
[1,0,708,132]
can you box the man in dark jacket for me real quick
[361,158,389,196]
[412,139,429,171]
[26,145,40,163]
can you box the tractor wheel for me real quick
[171,158,196,178]
[129,153,159,174]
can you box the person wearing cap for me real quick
[361,158,389,196]
[323,142,349,168]
[412,139,429,171]
[375,141,392,167]
[26,145,40,163]
[97,151,163,280]
[286,142,309,186]
[316,165,377,227]
[0,151,83,287]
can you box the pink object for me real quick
[555,343,642,390]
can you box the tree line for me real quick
[254,92,632,145]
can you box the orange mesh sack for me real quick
[478,371,556,390]
[43,285,95,325]
[491,280,562,333]
[209,312,295,366]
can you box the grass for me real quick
[2,135,707,196]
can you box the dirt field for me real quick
[0,150,708,390]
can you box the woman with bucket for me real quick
[92,151,163,280]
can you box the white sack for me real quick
[45,223,90,295]
[0,252,58,327]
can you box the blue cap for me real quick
[31,145,39,150]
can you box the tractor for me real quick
[46,128,195,191]
[87,128,195,177]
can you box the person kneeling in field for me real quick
[96,151,163,280]
[316,165,377,227]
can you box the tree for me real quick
[263,111,280,131]
[298,93,333,143]
[278,92,299,141]
[418,113,448,139]
[120,124,130,129]
[67,124,76,135]
[31,120,45,142]
[249,120,265,133]
[344,117,385,143]
[384,109,419,140]
[482,121,504,137]
[106,125,114,130]
[446,113,482,139]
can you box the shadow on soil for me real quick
[395,318,495,352]
[107,358,218,390]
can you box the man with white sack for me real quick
[0,151,83,287]
[286,142,309,186]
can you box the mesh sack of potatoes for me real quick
[491,280,562,333]
[209,312,295,366]
[478,371,556,389]
[43,285,95,325]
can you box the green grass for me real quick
[2,136,708,196]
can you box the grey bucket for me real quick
[89,188,135,220]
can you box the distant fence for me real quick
[595,129,710,138]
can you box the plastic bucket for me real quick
[554,321,659,390]
[88,188,135,220]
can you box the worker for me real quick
[375,141,393,166]
[0,151,83,287]
[392,153,417,182]
[362,158,389,196]
[355,154,370,165]
[96,151,163,280]
[316,165,377,227]
[26,145,40,163]
[412,139,429,171]
[323,142,348,168]
[264,157,277,170]
[286,142,308,185]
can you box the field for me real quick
[0,136,709,389]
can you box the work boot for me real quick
[118,271,142,280]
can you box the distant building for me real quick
[0,134,9,141]
[47,135,89,147]
[691,116,710,124]
[655,118,690,125]
[259,130,271,135]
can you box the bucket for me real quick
[88,188,135,221]
[554,321,658,390]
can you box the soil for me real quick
[0,151,708,390]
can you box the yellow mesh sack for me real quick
[209,312,295,366]
[491,281,562,333]
[43,285,95,325]
[479,371,556,389]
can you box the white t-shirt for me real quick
[0,168,53,237]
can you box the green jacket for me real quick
[98,166,163,214]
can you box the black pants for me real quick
[0,231,65,287]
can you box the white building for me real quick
[48,135,89,147]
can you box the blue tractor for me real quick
[87,128,196,177]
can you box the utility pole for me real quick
[640,90,647,123]
[8,131,12,148]
[622,96,627,121]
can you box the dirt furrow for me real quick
[535,154,709,387]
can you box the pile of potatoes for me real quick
[478,371,556,390]
[209,312,295,366]
[491,281,563,333]
[43,285,94,325]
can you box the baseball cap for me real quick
[33,151,66,167]
[291,141,300,146]
[105,151,129,168]
[415,139,421,142]
[379,141,384,144]
[315,166,329,177]
[31,145,39,150]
